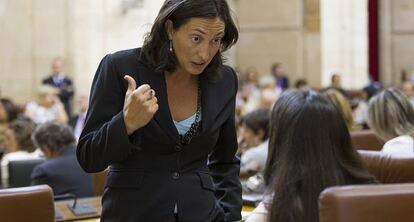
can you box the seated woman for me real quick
[1,118,43,187]
[0,98,18,128]
[323,89,356,130]
[238,109,270,179]
[24,85,68,124]
[246,90,376,222]
[367,88,414,155]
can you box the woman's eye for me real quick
[212,38,222,44]
[192,36,200,43]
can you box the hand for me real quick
[123,75,159,135]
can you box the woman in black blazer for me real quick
[77,0,242,221]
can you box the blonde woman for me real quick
[24,85,68,124]
[367,88,414,155]
[323,89,355,130]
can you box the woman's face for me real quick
[41,94,57,108]
[238,124,263,150]
[168,17,225,76]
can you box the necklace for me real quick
[179,79,201,145]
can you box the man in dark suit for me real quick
[42,57,74,117]
[31,122,93,197]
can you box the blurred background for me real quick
[1,0,413,103]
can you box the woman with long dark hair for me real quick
[247,90,376,222]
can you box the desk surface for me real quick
[55,196,254,221]
[55,196,101,222]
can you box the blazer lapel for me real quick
[135,62,179,143]
[200,75,232,134]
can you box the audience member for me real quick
[367,88,414,155]
[259,87,277,110]
[24,85,68,124]
[240,66,262,115]
[70,95,89,141]
[402,81,414,106]
[270,62,289,91]
[42,57,74,117]
[238,109,270,179]
[294,79,309,91]
[353,85,380,128]
[247,90,376,222]
[31,121,93,197]
[323,89,355,130]
[0,126,8,159]
[326,73,347,97]
[0,98,18,127]
[1,118,42,187]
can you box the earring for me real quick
[169,40,173,53]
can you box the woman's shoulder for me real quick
[106,48,141,63]
[99,48,151,74]
[214,65,238,91]
[221,65,237,81]
[382,135,414,155]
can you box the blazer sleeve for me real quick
[31,165,48,186]
[77,54,141,173]
[208,68,242,221]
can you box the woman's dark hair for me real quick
[240,109,270,141]
[0,98,18,123]
[264,90,375,222]
[142,0,238,81]
[32,121,75,154]
[9,118,36,152]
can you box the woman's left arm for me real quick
[208,68,242,221]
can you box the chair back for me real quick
[319,183,414,222]
[359,150,414,183]
[93,169,108,196]
[0,185,55,222]
[351,130,384,151]
[8,158,44,187]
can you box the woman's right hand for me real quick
[123,75,159,135]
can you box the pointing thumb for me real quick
[124,75,137,94]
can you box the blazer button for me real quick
[174,144,182,152]
[172,172,180,180]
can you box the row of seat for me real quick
[2,182,414,222]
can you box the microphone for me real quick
[54,193,97,216]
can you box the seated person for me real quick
[24,85,68,124]
[0,98,19,128]
[1,118,42,187]
[367,88,414,155]
[323,89,355,130]
[247,90,376,222]
[238,109,270,179]
[31,121,93,197]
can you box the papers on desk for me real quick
[242,193,264,206]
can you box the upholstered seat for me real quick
[319,183,414,222]
[0,185,54,222]
[358,150,414,183]
[351,130,384,151]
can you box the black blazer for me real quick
[77,48,242,222]
[31,145,93,197]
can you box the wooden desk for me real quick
[55,196,254,221]
[55,196,101,222]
